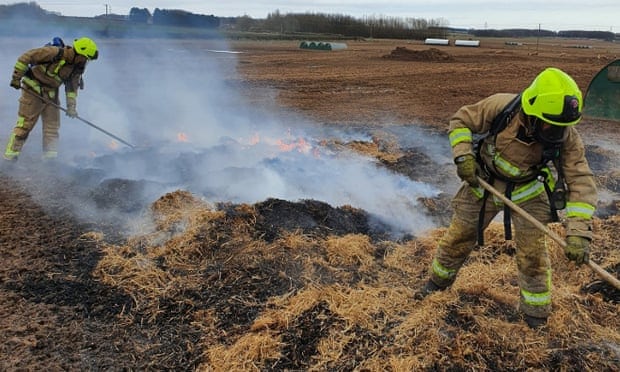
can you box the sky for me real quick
[8,0,620,32]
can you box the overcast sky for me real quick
[7,1,619,31]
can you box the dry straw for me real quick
[90,189,619,370]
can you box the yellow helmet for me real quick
[73,37,98,60]
[521,67,582,126]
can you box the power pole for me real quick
[104,4,109,16]
[536,23,540,53]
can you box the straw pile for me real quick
[90,189,619,370]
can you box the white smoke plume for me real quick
[1,36,452,236]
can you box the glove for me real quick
[564,236,590,265]
[455,154,479,187]
[10,68,23,90]
[66,97,78,118]
[10,77,21,90]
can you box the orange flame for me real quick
[177,132,189,142]
[248,133,260,145]
[276,139,295,152]
[235,129,321,158]
[275,137,313,154]
[108,141,119,150]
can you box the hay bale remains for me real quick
[383,47,454,62]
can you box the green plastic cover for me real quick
[583,59,620,121]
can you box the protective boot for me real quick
[42,151,58,161]
[524,314,547,329]
[2,154,17,162]
[4,132,24,161]
[414,279,447,300]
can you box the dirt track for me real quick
[1,37,619,370]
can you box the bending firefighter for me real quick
[4,37,98,161]
[417,67,597,329]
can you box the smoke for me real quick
[0,36,449,236]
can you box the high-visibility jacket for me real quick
[12,45,84,102]
[448,93,597,239]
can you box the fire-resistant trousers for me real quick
[429,182,554,318]
[4,87,60,160]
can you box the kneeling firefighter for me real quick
[4,37,98,161]
[417,67,597,329]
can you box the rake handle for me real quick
[21,87,135,148]
[477,177,620,290]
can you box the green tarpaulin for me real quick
[584,59,620,121]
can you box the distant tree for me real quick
[235,15,258,32]
[260,11,448,39]
[153,8,218,28]
[129,7,150,23]
[472,28,556,38]
[0,1,52,18]
[558,30,615,41]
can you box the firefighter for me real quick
[4,37,98,162]
[416,67,597,329]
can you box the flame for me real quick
[236,129,321,158]
[177,132,189,142]
[276,137,312,153]
[249,133,260,145]
[108,141,119,150]
[276,139,295,152]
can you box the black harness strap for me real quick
[478,189,490,246]
[542,149,566,222]
[52,46,64,62]
[477,179,514,246]
[490,94,522,136]
[542,175,560,222]
[503,182,515,240]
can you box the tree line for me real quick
[231,10,449,39]
[129,8,218,29]
[473,28,615,41]
[126,8,450,39]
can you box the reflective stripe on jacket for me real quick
[469,168,556,205]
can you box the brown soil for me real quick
[232,37,620,128]
[1,37,619,370]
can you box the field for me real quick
[0,36,619,370]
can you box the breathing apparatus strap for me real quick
[542,147,566,222]
[477,193,488,246]
[542,174,560,222]
[477,175,492,246]
[503,182,514,241]
[52,46,64,62]
[476,177,514,246]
